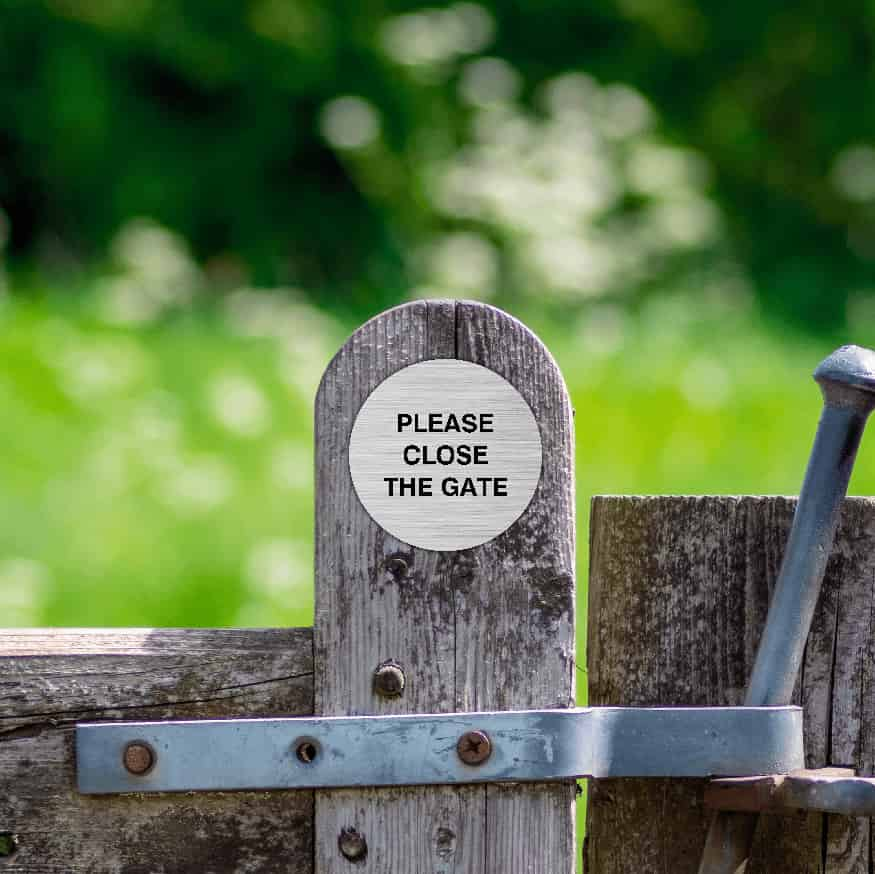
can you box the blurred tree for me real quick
[0,0,873,330]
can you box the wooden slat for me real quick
[0,627,314,873]
[456,302,576,872]
[314,301,576,873]
[314,300,482,873]
[585,495,875,874]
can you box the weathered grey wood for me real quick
[456,302,576,872]
[314,301,576,873]
[585,495,875,874]
[0,628,314,873]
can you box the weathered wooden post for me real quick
[313,300,577,871]
[586,495,875,873]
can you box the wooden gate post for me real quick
[314,301,576,873]
[586,495,875,874]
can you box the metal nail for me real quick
[338,827,367,862]
[373,661,405,698]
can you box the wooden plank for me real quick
[822,503,874,874]
[314,301,576,873]
[585,495,875,874]
[314,300,479,874]
[0,627,314,873]
[455,302,576,872]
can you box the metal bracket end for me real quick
[706,768,875,817]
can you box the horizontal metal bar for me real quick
[76,706,803,795]
[706,768,875,817]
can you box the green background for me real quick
[3,0,875,861]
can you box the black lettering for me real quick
[459,477,476,496]
[397,413,413,432]
[436,445,454,464]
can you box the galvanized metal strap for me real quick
[76,705,804,795]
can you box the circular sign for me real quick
[348,359,542,551]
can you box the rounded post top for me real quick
[814,345,875,407]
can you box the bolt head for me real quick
[815,345,875,402]
[373,661,405,698]
[338,827,367,862]
[123,741,155,776]
[457,729,492,765]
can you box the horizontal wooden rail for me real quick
[0,628,314,873]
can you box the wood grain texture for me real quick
[585,495,875,874]
[314,301,575,874]
[0,627,314,873]
[456,302,576,874]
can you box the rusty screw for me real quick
[457,730,492,766]
[122,741,155,776]
[338,827,368,863]
[373,661,405,698]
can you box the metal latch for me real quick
[75,705,803,794]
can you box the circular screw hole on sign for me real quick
[348,359,542,551]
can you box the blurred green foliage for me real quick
[4,4,875,861]
[2,1,875,329]
[3,255,875,633]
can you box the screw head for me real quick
[457,729,492,765]
[386,555,408,578]
[373,661,406,698]
[123,741,155,775]
[338,827,368,862]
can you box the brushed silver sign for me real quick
[348,359,542,551]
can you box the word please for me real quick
[397,413,494,433]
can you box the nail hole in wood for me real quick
[295,738,320,764]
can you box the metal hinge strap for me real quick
[76,705,803,795]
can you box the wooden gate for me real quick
[3,300,867,873]
[0,300,577,873]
